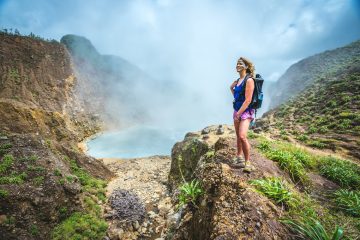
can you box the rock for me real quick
[256,222,261,228]
[202,134,210,140]
[216,128,224,135]
[117,228,124,239]
[201,128,210,134]
[132,221,140,230]
[0,215,7,224]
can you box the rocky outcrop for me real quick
[167,127,290,239]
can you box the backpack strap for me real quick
[241,74,252,95]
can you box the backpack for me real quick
[238,73,264,110]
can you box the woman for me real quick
[230,57,256,172]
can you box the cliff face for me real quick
[267,40,360,110]
[0,33,113,240]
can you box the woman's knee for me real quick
[239,134,247,142]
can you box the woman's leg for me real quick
[238,118,252,161]
[234,118,243,157]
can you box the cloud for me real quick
[1,0,359,128]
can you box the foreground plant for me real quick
[249,177,298,209]
[178,179,203,208]
[333,189,360,217]
[281,216,344,240]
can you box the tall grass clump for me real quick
[333,189,360,217]
[319,156,360,190]
[281,216,344,240]
[249,177,299,209]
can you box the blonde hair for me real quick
[238,57,255,78]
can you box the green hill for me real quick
[257,48,360,162]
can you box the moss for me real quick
[51,212,108,240]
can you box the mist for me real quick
[1,0,360,132]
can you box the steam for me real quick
[1,0,359,131]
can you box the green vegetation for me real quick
[319,156,360,190]
[33,176,44,186]
[333,189,360,217]
[178,179,203,209]
[0,154,14,173]
[0,189,9,198]
[249,177,298,209]
[8,68,20,84]
[0,28,58,42]
[256,139,312,186]
[69,159,107,202]
[52,158,108,239]
[54,168,62,176]
[265,65,360,157]
[0,143,12,156]
[255,136,359,238]
[51,212,107,240]
[0,171,27,184]
[30,224,40,236]
[281,216,343,240]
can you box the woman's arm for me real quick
[236,78,255,116]
[230,80,237,95]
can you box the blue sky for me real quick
[1,0,360,127]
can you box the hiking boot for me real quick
[231,156,245,164]
[243,161,255,173]
[230,156,246,168]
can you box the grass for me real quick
[0,154,14,173]
[51,212,108,240]
[0,143,12,156]
[178,179,203,209]
[249,177,299,209]
[0,172,27,184]
[256,139,311,186]
[33,176,44,186]
[332,189,360,217]
[281,216,344,240]
[318,156,360,190]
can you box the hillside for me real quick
[267,40,360,110]
[257,52,360,162]
[0,32,113,239]
[165,126,360,239]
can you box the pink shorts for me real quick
[233,109,255,121]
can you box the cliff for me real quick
[0,33,113,239]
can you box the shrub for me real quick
[296,134,309,142]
